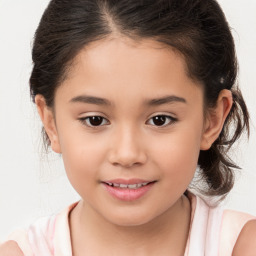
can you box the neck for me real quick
[70,195,191,256]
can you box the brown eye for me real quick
[81,116,109,127]
[147,115,177,127]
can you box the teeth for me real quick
[128,184,137,189]
[106,182,150,189]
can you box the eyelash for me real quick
[79,114,177,128]
[146,115,177,127]
[79,116,109,128]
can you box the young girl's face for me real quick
[40,38,209,226]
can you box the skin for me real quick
[232,220,256,255]
[35,38,233,255]
[33,38,234,255]
[4,37,255,255]
[0,241,24,256]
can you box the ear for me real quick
[35,95,61,153]
[200,89,233,150]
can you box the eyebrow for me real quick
[70,94,186,106]
[70,95,111,106]
[146,95,187,106]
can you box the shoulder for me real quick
[5,229,32,256]
[219,209,256,256]
[232,219,256,255]
[0,240,24,256]
[4,215,57,256]
[2,202,77,255]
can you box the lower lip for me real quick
[102,182,155,201]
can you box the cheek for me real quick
[151,126,202,182]
[58,129,108,192]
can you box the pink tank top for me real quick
[6,193,255,256]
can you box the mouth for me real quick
[103,181,153,189]
[101,179,156,201]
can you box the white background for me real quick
[0,0,255,240]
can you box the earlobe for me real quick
[35,95,61,153]
[200,89,233,150]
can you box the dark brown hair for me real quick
[30,0,249,197]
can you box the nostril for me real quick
[111,160,142,168]
[109,153,147,167]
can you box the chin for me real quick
[103,210,159,228]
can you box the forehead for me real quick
[67,37,187,79]
[58,37,203,106]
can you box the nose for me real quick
[108,126,147,168]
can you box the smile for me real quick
[102,180,156,201]
[104,182,150,189]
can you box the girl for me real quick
[1,0,255,255]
